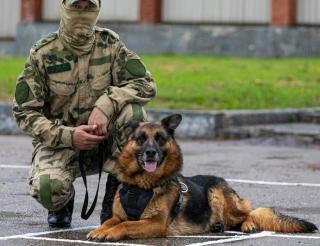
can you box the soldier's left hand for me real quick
[88,107,108,136]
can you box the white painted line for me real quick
[170,235,232,239]
[170,231,246,239]
[20,236,150,246]
[24,225,98,237]
[271,234,320,240]
[184,231,273,246]
[0,165,29,169]
[225,231,246,235]
[0,225,98,240]
[226,178,320,188]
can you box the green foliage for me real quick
[1,55,320,109]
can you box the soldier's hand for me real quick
[73,125,106,150]
[88,107,108,136]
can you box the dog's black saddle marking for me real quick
[120,184,154,221]
[182,176,212,224]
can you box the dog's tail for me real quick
[245,207,318,233]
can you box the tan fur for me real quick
[244,208,310,233]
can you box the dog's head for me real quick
[117,114,183,187]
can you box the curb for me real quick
[2,103,319,139]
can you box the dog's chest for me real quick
[118,184,154,220]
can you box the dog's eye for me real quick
[155,133,166,146]
[136,134,147,146]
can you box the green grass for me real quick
[1,55,320,110]
[0,57,26,102]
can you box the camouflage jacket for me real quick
[13,27,156,148]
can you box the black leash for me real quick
[79,130,115,220]
[79,141,105,220]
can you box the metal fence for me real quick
[297,0,320,25]
[2,0,320,39]
[43,0,139,21]
[162,0,270,24]
[0,0,20,38]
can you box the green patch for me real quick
[117,69,136,81]
[47,63,71,74]
[15,81,34,105]
[126,59,146,77]
[89,56,111,66]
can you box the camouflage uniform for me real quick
[13,27,156,212]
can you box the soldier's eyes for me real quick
[71,3,96,9]
[85,5,96,9]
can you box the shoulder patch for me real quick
[95,27,120,45]
[15,81,34,105]
[126,59,146,77]
[32,32,58,52]
[95,27,120,40]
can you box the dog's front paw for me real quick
[87,226,125,242]
[241,221,257,233]
[87,227,109,242]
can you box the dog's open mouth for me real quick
[143,161,157,173]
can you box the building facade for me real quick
[1,0,320,57]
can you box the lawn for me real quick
[1,55,320,110]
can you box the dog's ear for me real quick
[161,114,182,135]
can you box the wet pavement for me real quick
[0,135,319,245]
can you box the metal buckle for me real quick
[179,181,189,193]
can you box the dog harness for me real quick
[119,184,154,220]
[119,176,187,221]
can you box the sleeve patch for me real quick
[125,59,146,77]
[15,81,34,105]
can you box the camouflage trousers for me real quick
[28,104,146,212]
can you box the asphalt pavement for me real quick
[0,135,319,246]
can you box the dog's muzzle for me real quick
[142,147,159,172]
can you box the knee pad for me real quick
[39,174,74,211]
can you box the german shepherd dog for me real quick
[87,114,318,241]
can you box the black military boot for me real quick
[48,194,74,228]
[100,174,120,224]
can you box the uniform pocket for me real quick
[90,71,112,92]
[47,62,76,96]
[49,80,76,96]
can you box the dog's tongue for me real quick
[144,161,157,172]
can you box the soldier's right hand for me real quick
[73,125,106,150]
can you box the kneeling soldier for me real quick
[13,0,156,228]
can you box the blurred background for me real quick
[0,0,320,110]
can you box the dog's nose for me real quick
[145,149,157,158]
